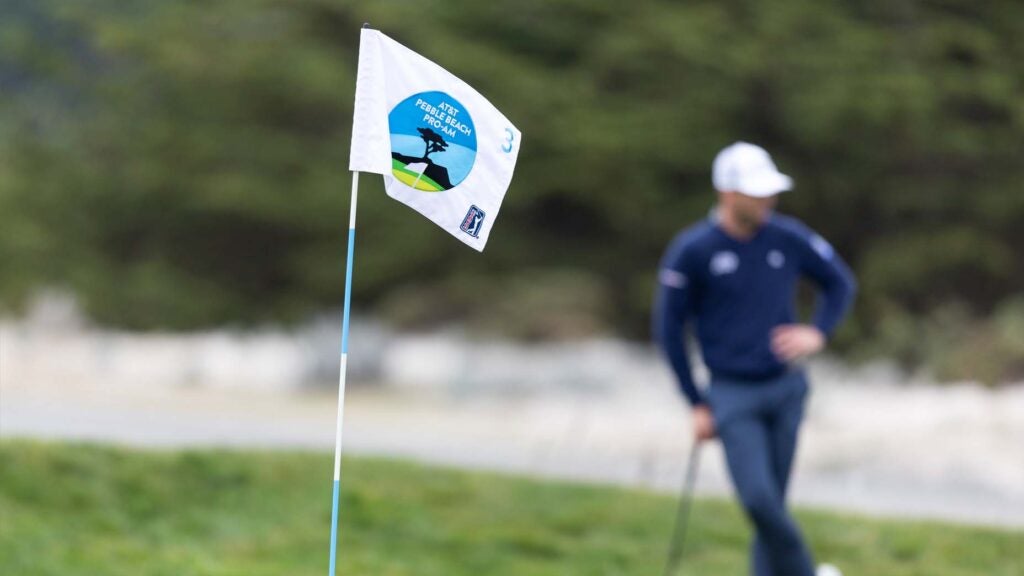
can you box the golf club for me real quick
[662,440,702,576]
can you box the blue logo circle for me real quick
[388,91,477,191]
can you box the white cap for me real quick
[712,141,793,197]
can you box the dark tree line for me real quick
[2,0,1022,379]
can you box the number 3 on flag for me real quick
[502,128,515,153]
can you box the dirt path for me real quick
[3,374,1022,529]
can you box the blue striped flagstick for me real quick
[328,170,359,576]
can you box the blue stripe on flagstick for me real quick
[328,479,341,575]
[341,227,356,355]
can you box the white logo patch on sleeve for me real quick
[810,234,834,260]
[659,269,688,289]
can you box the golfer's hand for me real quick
[693,405,716,442]
[771,324,825,362]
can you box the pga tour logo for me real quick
[460,205,486,238]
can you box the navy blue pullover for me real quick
[653,213,856,406]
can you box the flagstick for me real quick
[411,167,426,191]
[328,170,359,576]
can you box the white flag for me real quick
[349,28,522,252]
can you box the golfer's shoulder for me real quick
[770,214,836,260]
[769,214,822,244]
[664,220,717,263]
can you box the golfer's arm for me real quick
[804,248,857,337]
[654,282,705,407]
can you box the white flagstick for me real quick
[328,170,359,576]
[404,161,429,191]
[411,167,427,191]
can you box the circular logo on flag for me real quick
[388,91,477,192]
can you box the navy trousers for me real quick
[708,370,815,576]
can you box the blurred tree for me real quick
[1,0,1022,379]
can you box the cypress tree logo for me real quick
[388,91,477,192]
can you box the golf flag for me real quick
[349,28,522,251]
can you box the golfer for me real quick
[653,142,856,576]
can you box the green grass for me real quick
[1,441,1020,575]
